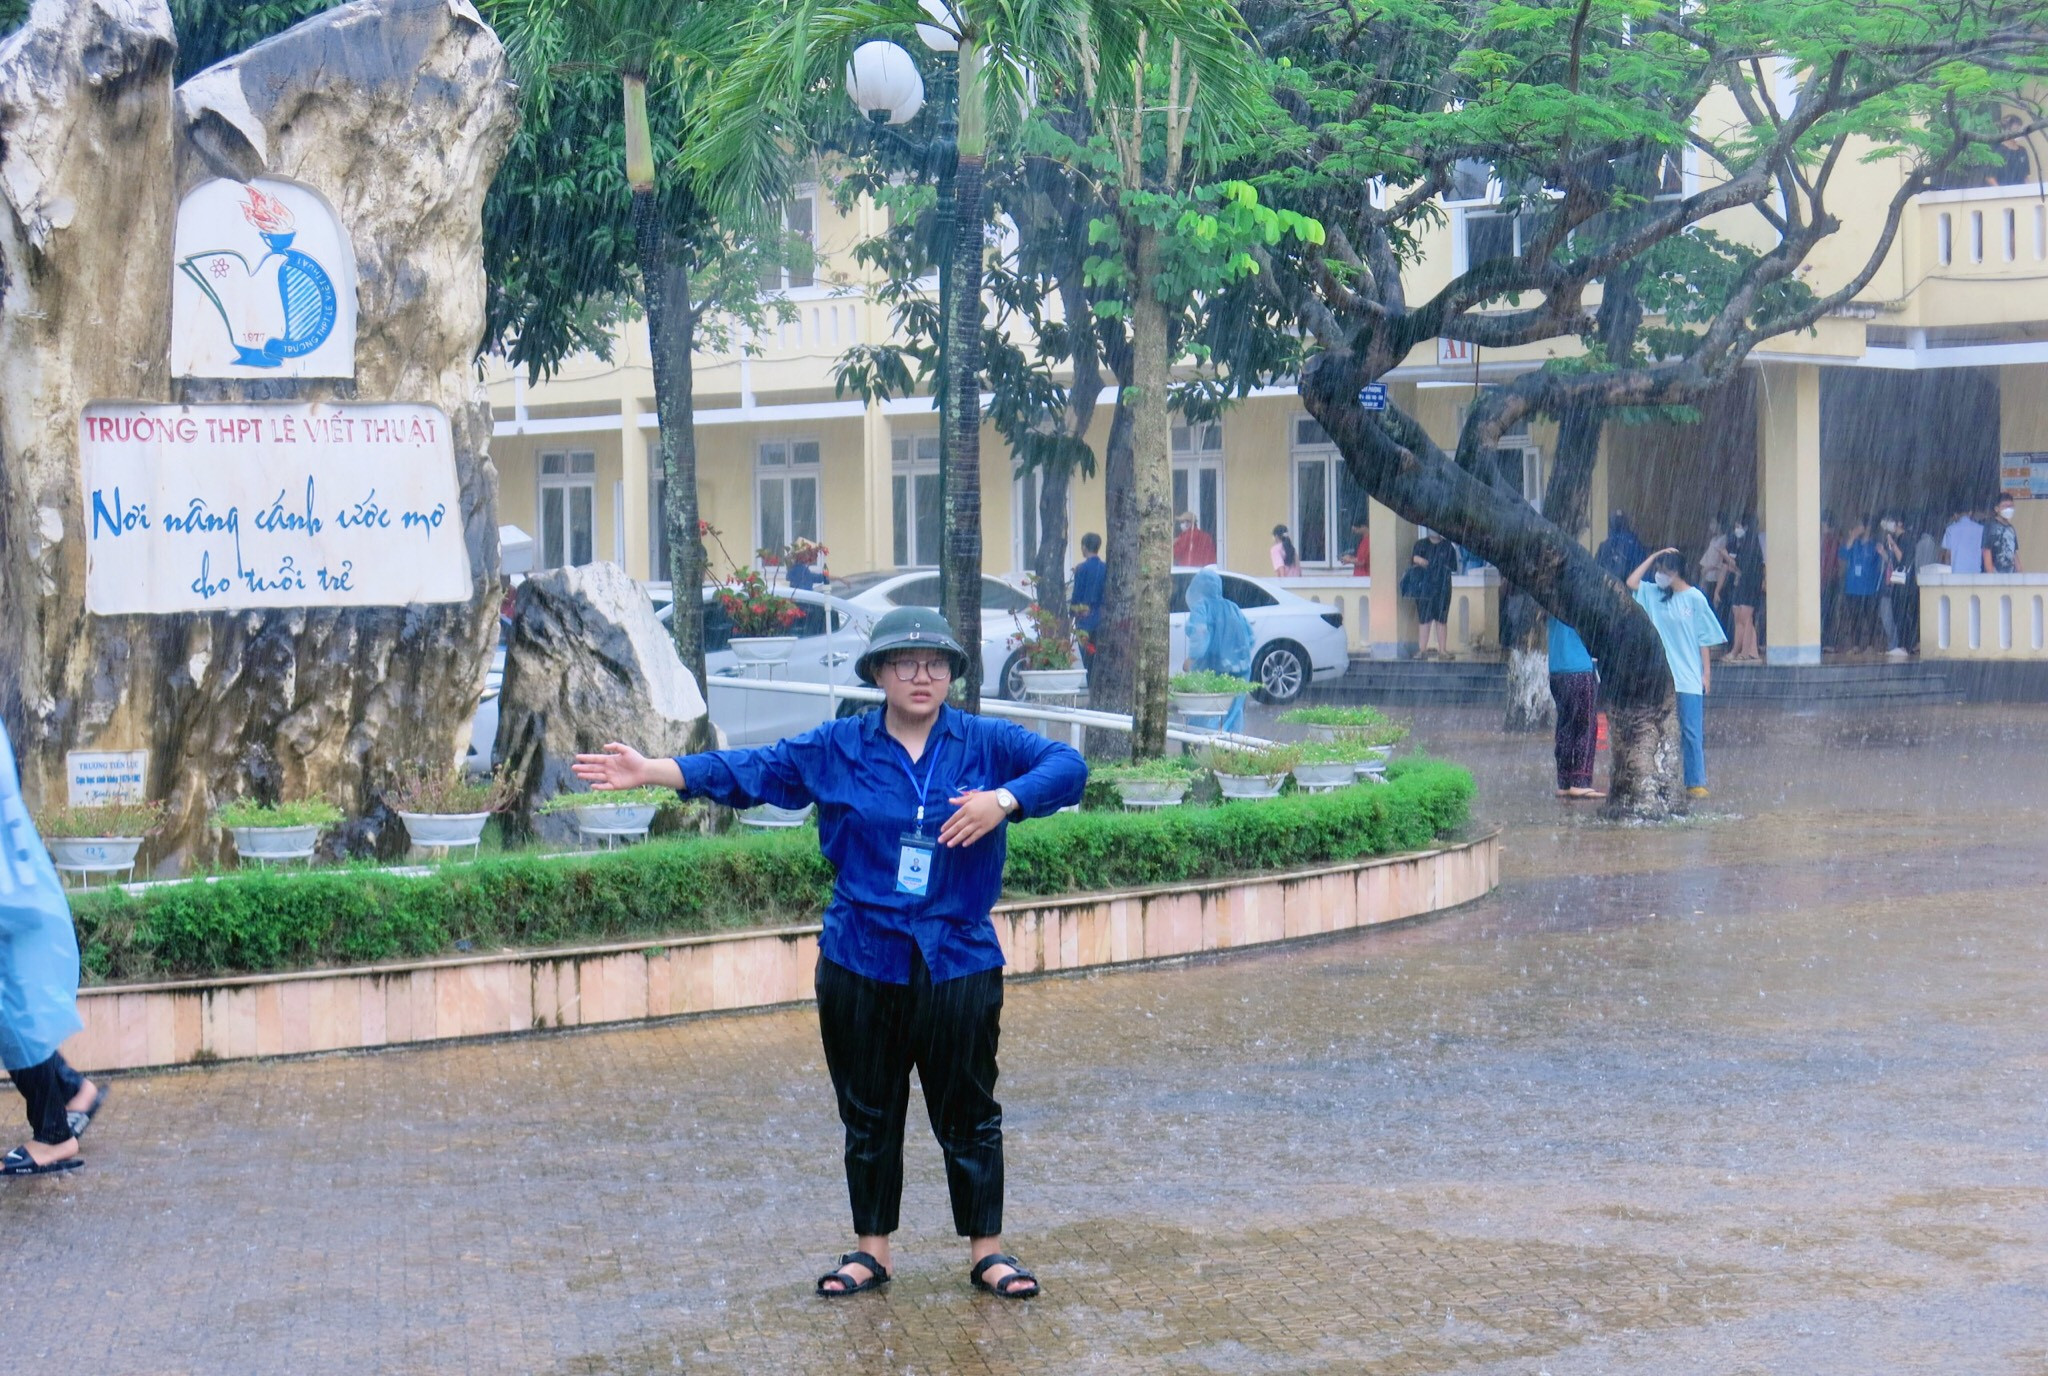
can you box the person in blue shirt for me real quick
[1069,532,1107,683]
[1839,519,1884,654]
[1627,548,1728,799]
[2,718,108,1176]
[572,607,1085,1301]
[1547,619,1603,799]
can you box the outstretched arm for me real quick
[572,744,682,792]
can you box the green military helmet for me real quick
[855,605,971,685]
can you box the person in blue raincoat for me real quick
[1183,566,1255,734]
[1,720,106,1176]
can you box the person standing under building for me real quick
[1627,548,1727,799]
[1269,524,1302,578]
[572,609,1086,1300]
[1349,515,1371,577]
[1839,519,1884,654]
[1942,504,1985,574]
[1172,512,1216,568]
[1406,527,1458,659]
[1595,512,1648,583]
[1877,515,1912,657]
[3,718,107,1177]
[1983,493,2021,573]
[1699,515,1734,622]
[1548,619,1603,799]
[1725,513,1765,662]
[1069,533,1107,683]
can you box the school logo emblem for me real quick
[171,179,357,380]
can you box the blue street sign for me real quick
[1357,383,1388,412]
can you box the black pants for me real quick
[815,950,1004,1239]
[1842,593,1880,650]
[10,1051,84,1147]
[1550,671,1598,790]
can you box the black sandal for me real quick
[2,1145,82,1177]
[816,1250,890,1297]
[970,1252,1040,1299]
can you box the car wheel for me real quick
[1252,641,1309,704]
[996,649,1027,701]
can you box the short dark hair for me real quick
[1999,491,2018,504]
[1081,532,1102,553]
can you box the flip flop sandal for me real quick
[67,1082,109,1139]
[2,1145,82,1177]
[970,1252,1040,1299]
[816,1250,890,1297]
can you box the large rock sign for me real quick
[0,0,516,869]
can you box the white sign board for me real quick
[67,749,148,807]
[172,178,358,379]
[82,402,472,614]
[1438,336,1476,366]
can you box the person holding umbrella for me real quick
[3,719,107,1177]
[572,607,1086,1300]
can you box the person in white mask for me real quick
[1983,493,2021,574]
[1627,548,1728,800]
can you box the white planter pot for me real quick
[739,802,815,829]
[48,836,144,870]
[399,811,491,848]
[1353,758,1390,783]
[1170,691,1239,717]
[1019,667,1087,697]
[730,636,798,665]
[231,824,321,860]
[571,804,658,835]
[1214,772,1287,800]
[1111,778,1191,808]
[1290,761,1358,790]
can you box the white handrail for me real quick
[710,674,1273,749]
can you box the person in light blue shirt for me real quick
[1547,619,1602,798]
[1627,548,1727,798]
[2,718,106,1176]
[573,607,1084,1302]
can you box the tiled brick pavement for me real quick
[6,704,2046,1373]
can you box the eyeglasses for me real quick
[886,655,954,682]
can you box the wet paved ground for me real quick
[7,703,2048,1374]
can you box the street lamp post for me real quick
[846,21,985,708]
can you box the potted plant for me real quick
[1008,593,1087,697]
[1289,740,1376,791]
[1090,755,1203,809]
[384,764,515,851]
[34,799,165,876]
[214,798,345,862]
[717,565,807,663]
[739,799,817,828]
[1203,744,1302,800]
[1278,705,1409,773]
[1170,670,1254,718]
[538,785,673,842]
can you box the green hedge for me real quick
[70,759,1471,985]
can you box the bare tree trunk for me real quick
[1088,400,1138,760]
[1031,468,1072,637]
[942,155,987,710]
[1124,224,1174,756]
[633,192,706,707]
[1605,696,1680,819]
[1501,394,1608,731]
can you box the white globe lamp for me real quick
[846,40,926,126]
[915,0,960,52]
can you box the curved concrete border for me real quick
[62,832,1499,1071]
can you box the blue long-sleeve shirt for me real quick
[676,705,1087,983]
[1070,555,1107,634]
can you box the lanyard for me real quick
[893,738,944,837]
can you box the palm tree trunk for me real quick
[1125,222,1173,756]
[942,152,986,710]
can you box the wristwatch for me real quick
[993,787,1019,819]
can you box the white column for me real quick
[1758,362,1823,664]
[620,395,653,581]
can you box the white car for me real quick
[1168,568,1349,704]
[831,569,1037,699]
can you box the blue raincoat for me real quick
[1184,567,1255,734]
[0,720,81,1071]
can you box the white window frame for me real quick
[1011,460,1074,576]
[537,449,597,570]
[1287,416,1370,570]
[755,437,822,563]
[760,187,819,294]
[1171,420,1226,561]
[891,433,942,567]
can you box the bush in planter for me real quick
[1090,754,1204,807]
[536,786,678,815]
[1277,705,1411,748]
[1170,670,1256,696]
[1007,590,1084,671]
[384,765,516,816]
[66,759,1474,984]
[1201,743,1303,777]
[33,799,165,839]
[213,799,346,830]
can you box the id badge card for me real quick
[896,833,936,897]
